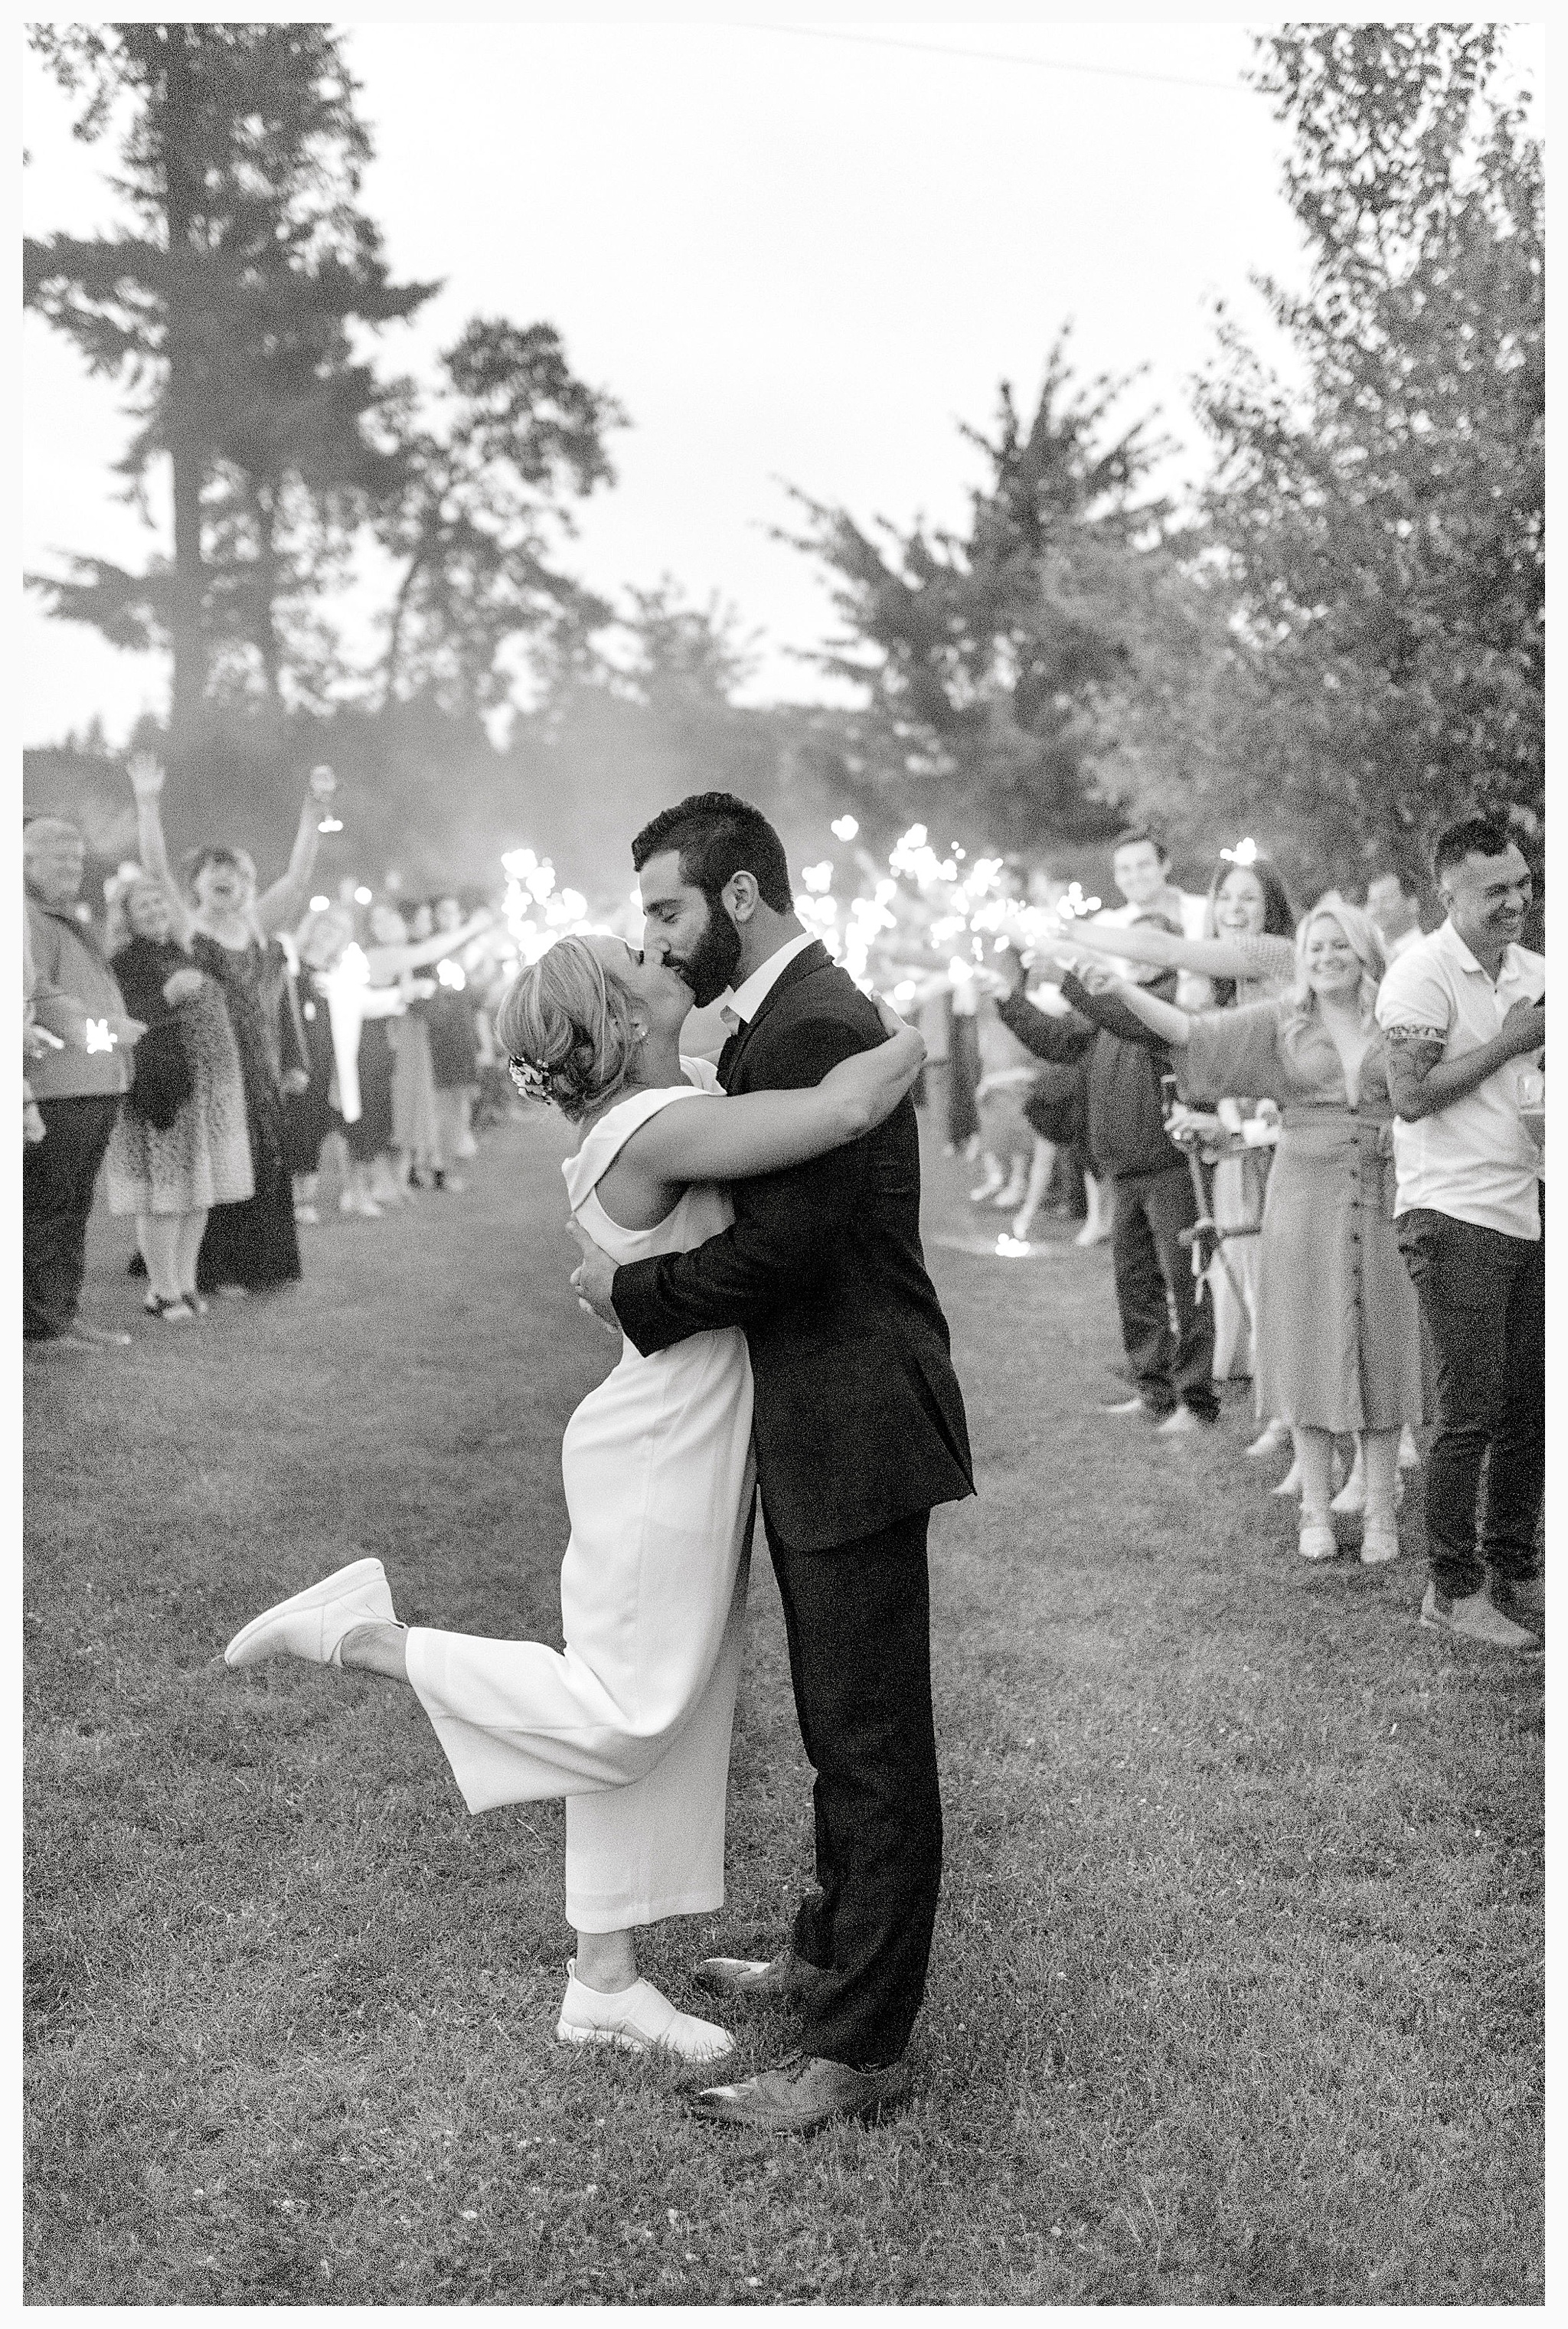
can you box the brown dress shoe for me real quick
[685,2053,911,2135]
[693,1950,827,2003]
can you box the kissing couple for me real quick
[224,792,974,2137]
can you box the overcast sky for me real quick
[19,15,1544,748]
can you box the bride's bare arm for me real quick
[622,1004,926,1187]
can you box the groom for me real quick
[572,791,974,2134]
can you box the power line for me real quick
[738,21,1247,96]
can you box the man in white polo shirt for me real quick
[1378,809,1545,1651]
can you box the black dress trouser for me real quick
[1110,1163,1218,1419]
[765,1507,942,2069]
[23,1096,121,1340]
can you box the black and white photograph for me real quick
[21,11,1545,2306]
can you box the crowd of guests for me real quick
[917,816,1544,1654]
[24,775,1544,1657]
[23,756,512,1342]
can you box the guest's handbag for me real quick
[127,1017,193,1129]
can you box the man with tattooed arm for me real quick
[1377,809,1545,1651]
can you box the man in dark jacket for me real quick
[572,792,973,2135]
[24,815,143,1351]
[988,916,1217,1434]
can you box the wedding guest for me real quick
[284,906,350,1223]
[23,815,143,1351]
[979,913,1219,1435]
[1099,826,1208,1006]
[1099,900,1422,1566]
[970,989,1042,1213]
[1366,869,1426,965]
[103,871,252,1319]
[363,897,496,1197]
[130,753,323,1295]
[426,894,488,1189]
[1379,808,1545,1650]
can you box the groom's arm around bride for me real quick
[579,792,973,2126]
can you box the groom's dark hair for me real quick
[632,792,794,914]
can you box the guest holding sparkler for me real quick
[1079,900,1423,1566]
[129,753,325,1295]
[23,813,145,1349]
[975,916,1220,1435]
[363,896,496,1197]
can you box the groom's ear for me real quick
[722,872,760,925]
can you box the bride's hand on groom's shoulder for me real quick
[568,1219,620,1333]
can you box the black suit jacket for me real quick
[610,941,974,1552]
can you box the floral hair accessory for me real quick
[508,1053,556,1106]
[1220,836,1259,867]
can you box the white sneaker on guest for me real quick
[1245,1418,1290,1459]
[224,1556,398,1669]
[556,1962,733,2064]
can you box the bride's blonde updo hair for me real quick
[494,935,642,1123]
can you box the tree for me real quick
[1197,26,1544,894]
[373,318,625,716]
[25,24,434,749]
[781,335,1202,854]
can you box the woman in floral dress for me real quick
[129,753,328,1294]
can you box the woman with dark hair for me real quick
[129,753,325,1293]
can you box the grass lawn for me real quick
[24,1109,1544,2305]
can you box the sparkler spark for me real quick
[83,1019,118,1054]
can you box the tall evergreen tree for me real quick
[373,318,624,717]
[781,335,1198,854]
[25,24,434,750]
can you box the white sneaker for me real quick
[224,1556,398,1669]
[1419,1581,1540,1651]
[556,1963,733,2064]
[1298,1515,1338,1562]
[1272,1458,1302,1500]
[1244,1419,1290,1459]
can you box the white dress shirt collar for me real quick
[718,929,817,1030]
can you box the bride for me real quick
[224,930,925,2064]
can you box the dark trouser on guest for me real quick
[1111,1164,1218,1419]
[766,1508,942,2069]
[1396,1204,1545,1600]
[23,1095,121,1340]
[946,1011,980,1150]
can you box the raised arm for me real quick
[363,912,495,983]
[618,1004,924,1191]
[254,786,325,933]
[1062,916,1295,985]
[1059,969,1171,1053]
[607,1017,881,1351]
[1089,975,1193,1047]
[127,753,194,946]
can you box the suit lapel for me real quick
[721,942,830,1089]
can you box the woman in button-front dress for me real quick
[1091,897,1423,1567]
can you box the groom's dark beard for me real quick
[669,896,743,1008]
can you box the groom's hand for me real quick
[568,1220,620,1332]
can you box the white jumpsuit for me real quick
[405,1069,756,1931]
